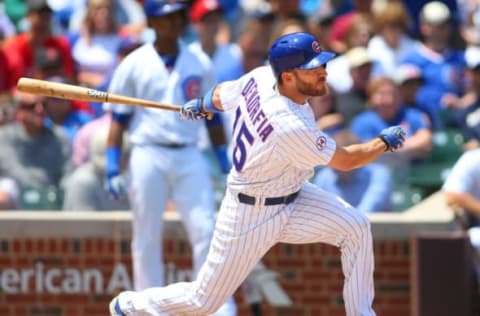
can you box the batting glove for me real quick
[106,172,127,200]
[180,86,221,120]
[379,125,406,152]
[180,98,208,120]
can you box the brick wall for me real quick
[0,237,410,316]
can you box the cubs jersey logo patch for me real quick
[312,41,321,53]
[315,136,327,151]
[182,76,201,101]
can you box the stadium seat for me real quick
[391,185,425,212]
[408,128,464,193]
[429,128,464,163]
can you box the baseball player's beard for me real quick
[295,76,327,97]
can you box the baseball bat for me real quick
[17,77,182,113]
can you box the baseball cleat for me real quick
[109,296,127,316]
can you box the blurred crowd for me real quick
[0,0,479,213]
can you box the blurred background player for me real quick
[103,0,236,314]
[442,148,480,286]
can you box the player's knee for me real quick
[186,290,227,315]
[187,300,223,315]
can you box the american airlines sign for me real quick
[0,262,291,307]
[0,262,192,295]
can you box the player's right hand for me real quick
[180,98,208,120]
[105,172,127,200]
[379,125,406,152]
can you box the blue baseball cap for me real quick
[143,0,187,18]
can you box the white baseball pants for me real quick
[118,181,376,316]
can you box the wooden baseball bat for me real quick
[17,77,182,112]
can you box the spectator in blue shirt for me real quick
[400,1,466,129]
[313,129,393,213]
[350,76,433,165]
[394,63,424,110]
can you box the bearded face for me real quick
[292,67,328,97]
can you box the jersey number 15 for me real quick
[232,108,254,172]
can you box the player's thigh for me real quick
[278,182,370,246]
[192,192,285,307]
[129,146,169,233]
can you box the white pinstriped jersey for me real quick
[103,41,214,146]
[219,66,337,196]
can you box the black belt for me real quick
[156,143,189,149]
[238,191,299,206]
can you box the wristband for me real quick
[202,86,220,113]
[213,144,231,174]
[378,136,390,152]
[106,146,122,176]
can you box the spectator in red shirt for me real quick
[1,0,75,89]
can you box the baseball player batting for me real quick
[110,32,406,316]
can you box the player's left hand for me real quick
[379,125,406,152]
[180,98,208,120]
[105,172,127,200]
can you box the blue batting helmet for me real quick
[268,32,336,78]
[143,0,187,18]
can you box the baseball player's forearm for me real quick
[329,137,387,171]
[107,120,126,148]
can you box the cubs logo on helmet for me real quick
[312,41,321,53]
